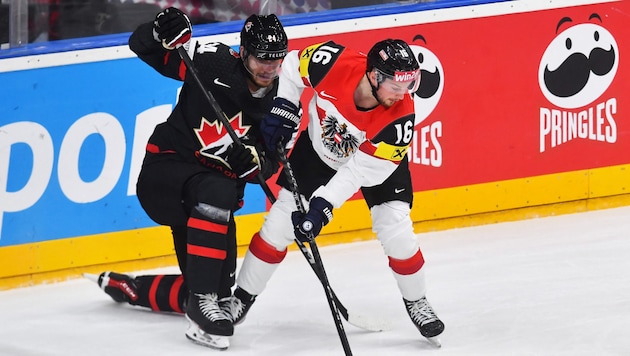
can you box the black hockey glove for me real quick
[243,147,280,184]
[261,97,301,155]
[227,143,261,181]
[257,152,280,181]
[291,197,333,243]
[153,7,192,50]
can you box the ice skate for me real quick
[84,272,139,303]
[219,287,256,325]
[404,296,445,348]
[185,293,233,350]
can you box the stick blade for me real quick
[345,312,393,332]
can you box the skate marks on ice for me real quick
[1,206,630,355]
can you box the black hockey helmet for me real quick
[240,14,288,60]
[367,39,420,91]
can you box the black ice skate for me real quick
[84,272,139,303]
[185,292,233,350]
[404,296,445,347]
[219,287,256,325]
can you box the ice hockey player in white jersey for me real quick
[226,38,445,347]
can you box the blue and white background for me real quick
[0,54,268,247]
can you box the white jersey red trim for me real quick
[278,41,415,207]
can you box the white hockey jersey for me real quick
[278,41,416,207]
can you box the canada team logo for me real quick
[193,113,250,165]
[537,14,619,152]
[409,34,444,126]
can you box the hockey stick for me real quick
[273,149,389,332]
[176,45,388,333]
[290,223,389,332]
[276,146,352,356]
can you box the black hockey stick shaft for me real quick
[176,46,276,199]
[277,146,353,356]
[292,232,355,323]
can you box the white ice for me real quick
[2,206,630,356]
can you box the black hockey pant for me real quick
[129,173,240,312]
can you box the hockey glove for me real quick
[153,7,192,50]
[227,143,261,181]
[291,197,333,243]
[261,97,301,154]
[243,147,280,184]
[257,152,280,181]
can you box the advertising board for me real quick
[1,0,627,286]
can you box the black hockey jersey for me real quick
[129,22,277,179]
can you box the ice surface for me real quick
[2,206,630,355]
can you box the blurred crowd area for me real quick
[0,0,436,47]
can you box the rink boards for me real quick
[1,0,629,289]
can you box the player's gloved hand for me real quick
[227,143,261,180]
[245,147,280,184]
[291,197,333,243]
[153,7,192,50]
[261,97,301,154]
[257,152,280,181]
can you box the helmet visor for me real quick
[375,68,421,93]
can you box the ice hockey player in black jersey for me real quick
[87,7,288,350]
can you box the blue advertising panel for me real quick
[0,57,267,247]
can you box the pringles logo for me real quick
[410,34,444,126]
[538,13,619,152]
[409,34,444,167]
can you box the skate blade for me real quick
[82,273,99,283]
[185,318,230,350]
[426,336,441,348]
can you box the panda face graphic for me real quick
[409,35,444,126]
[538,14,618,109]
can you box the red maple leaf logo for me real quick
[194,112,250,148]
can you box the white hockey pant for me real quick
[371,201,427,301]
[236,188,300,296]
